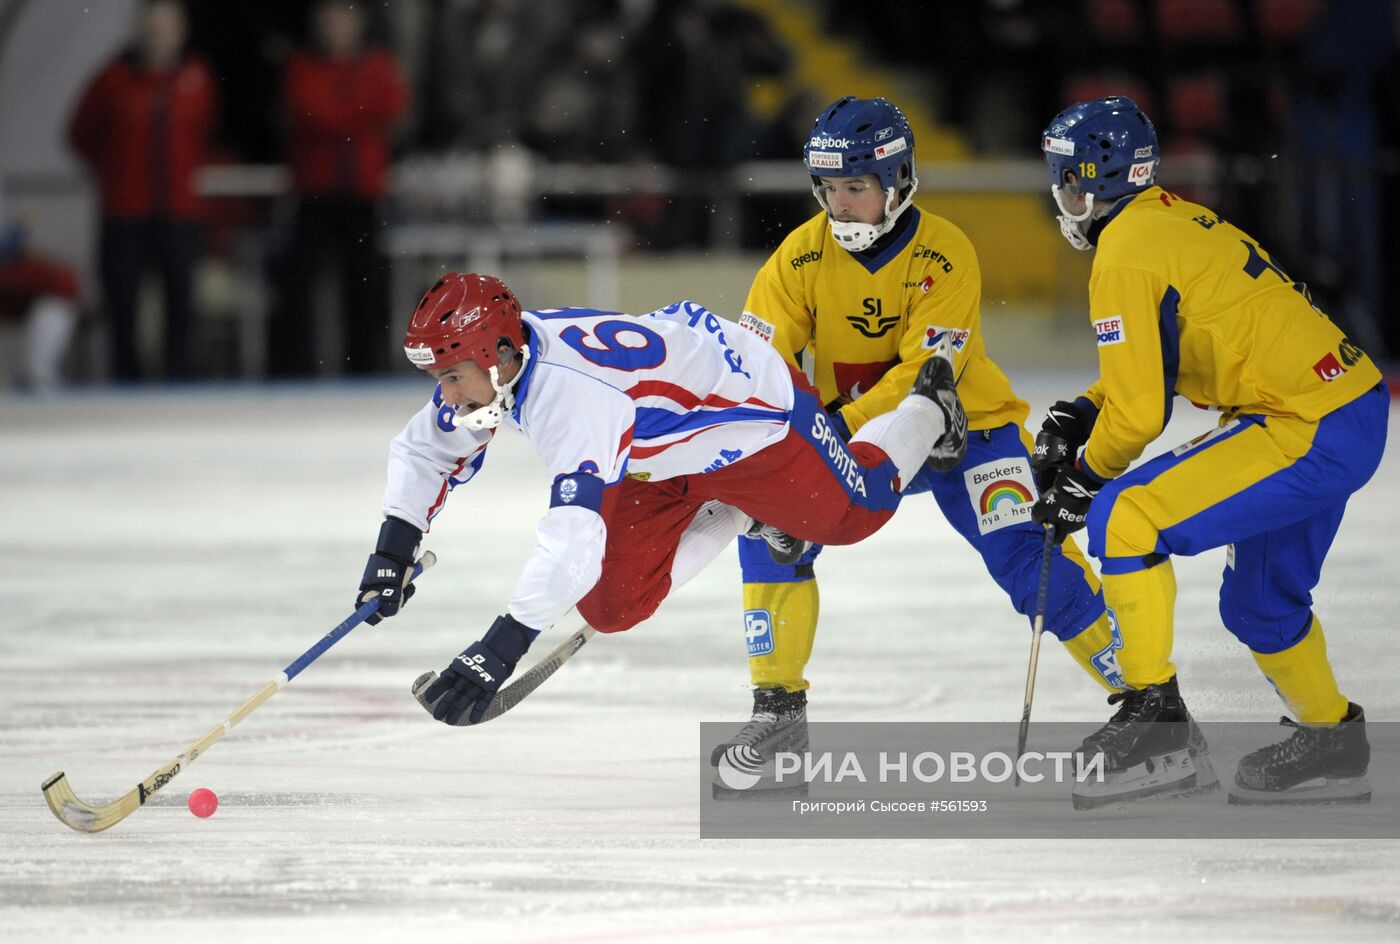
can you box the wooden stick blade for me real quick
[41,771,140,833]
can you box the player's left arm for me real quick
[840,231,982,433]
[1078,264,1177,481]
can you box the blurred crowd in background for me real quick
[1,0,1398,387]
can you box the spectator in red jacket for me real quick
[67,0,217,381]
[270,0,407,376]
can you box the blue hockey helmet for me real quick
[803,96,919,251]
[1041,96,1159,249]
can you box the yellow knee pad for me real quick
[1252,616,1349,725]
[743,579,819,693]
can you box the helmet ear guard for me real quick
[448,342,532,431]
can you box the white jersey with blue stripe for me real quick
[379,300,795,631]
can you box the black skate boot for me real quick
[744,519,812,567]
[710,687,810,800]
[1229,703,1371,805]
[911,355,967,471]
[1071,676,1218,810]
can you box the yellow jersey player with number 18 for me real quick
[710,97,1124,798]
[1030,97,1387,809]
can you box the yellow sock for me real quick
[1251,615,1349,725]
[744,579,819,693]
[1102,559,1177,688]
[1062,612,1125,692]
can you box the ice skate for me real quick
[1071,676,1218,810]
[910,355,967,471]
[1229,702,1371,805]
[744,519,812,567]
[711,687,810,800]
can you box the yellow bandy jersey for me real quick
[741,207,1028,434]
[1080,186,1382,480]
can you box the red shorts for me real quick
[577,381,904,633]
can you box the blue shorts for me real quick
[739,422,1105,641]
[1086,385,1389,652]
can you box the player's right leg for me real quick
[920,422,1122,693]
[709,540,821,800]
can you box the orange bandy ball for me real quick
[187,788,219,818]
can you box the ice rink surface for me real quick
[3,373,1398,943]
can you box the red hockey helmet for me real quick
[403,272,524,372]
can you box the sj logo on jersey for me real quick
[845,298,900,338]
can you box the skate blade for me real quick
[1227,775,1371,806]
[1072,748,1208,811]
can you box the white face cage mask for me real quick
[815,175,919,253]
[449,344,530,431]
[1052,184,1097,252]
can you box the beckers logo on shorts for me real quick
[963,457,1036,535]
[1093,317,1125,346]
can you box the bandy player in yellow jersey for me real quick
[711,96,1124,796]
[1030,96,1387,807]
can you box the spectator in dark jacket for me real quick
[67,0,216,381]
[270,0,407,377]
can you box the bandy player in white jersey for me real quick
[355,272,967,726]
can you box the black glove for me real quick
[1031,399,1098,492]
[357,516,422,625]
[419,614,539,725]
[1031,464,1102,544]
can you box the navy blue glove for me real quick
[420,614,540,725]
[358,517,422,625]
[1031,398,1098,492]
[822,403,854,443]
[1031,464,1102,544]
